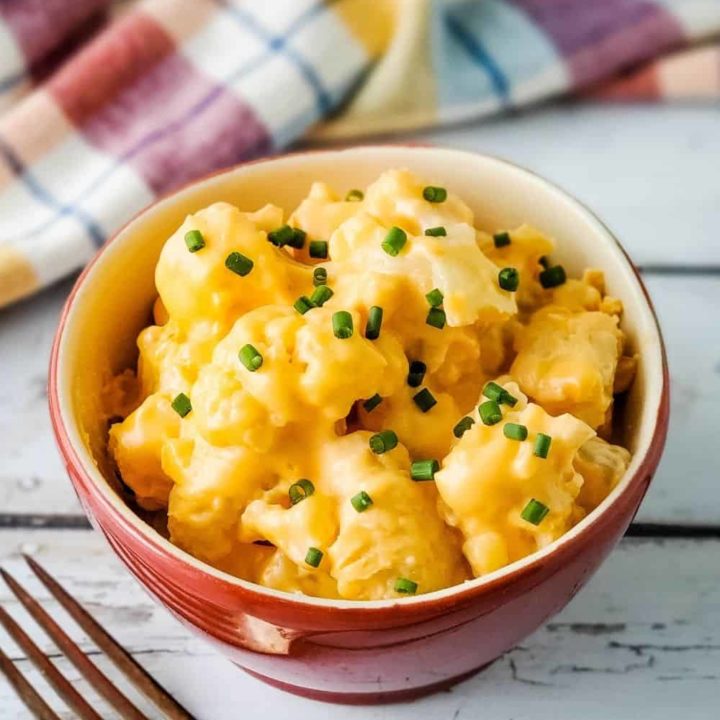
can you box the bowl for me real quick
[49,146,669,704]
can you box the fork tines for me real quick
[0,556,194,720]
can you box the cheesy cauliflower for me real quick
[107,169,635,600]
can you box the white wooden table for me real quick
[1,103,719,719]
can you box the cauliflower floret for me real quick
[191,305,407,448]
[108,394,180,510]
[156,202,310,326]
[242,433,468,599]
[574,436,631,512]
[435,382,594,577]
[511,306,623,429]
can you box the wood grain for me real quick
[0,530,717,720]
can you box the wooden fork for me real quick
[0,555,194,720]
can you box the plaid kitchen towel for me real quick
[2,0,720,307]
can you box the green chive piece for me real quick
[351,490,373,513]
[504,422,528,441]
[268,224,295,247]
[422,186,447,203]
[369,430,398,454]
[394,577,418,594]
[411,459,439,482]
[346,189,364,202]
[407,360,427,388]
[493,231,511,248]
[313,267,327,286]
[294,296,314,315]
[483,382,505,402]
[309,240,328,259]
[171,393,192,417]
[498,267,519,292]
[479,400,502,426]
[425,288,444,307]
[289,479,315,505]
[425,226,447,237]
[225,251,254,277]
[365,306,383,340]
[310,284,333,307]
[362,394,383,413]
[382,226,407,257]
[534,433,552,459]
[426,307,446,329]
[285,227,306,249]
[453,416,475,438]
[521,498,550,525]
[413,388,437,413]
[332,311,353,339]
[305,547,323,567]
[238,344,263,372]
[539,255,550,269]
[184,230,205,253]
[539,265,567,288]
[483,382,517,407]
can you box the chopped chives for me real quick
[425,226,447,237]
[171,393,192,417]
[267,224,295,247]
[346,189,364,202]
[225,251,254,277]
[289,479,315,505]
[305,547,323,567]
[539,265,567,288]
[394,577,418,594]
[407,360,427,388]
[365,306,383,340]
[313,267,328,286]
[362,394,383,413]
[425,288,444,307]
[411,459,439,482]
[294,296,314,315]
[479,400,502,426]
[453,416,475,438]
[310,284,333,307]
[521,498,550,525]
[332,311,353,339]
[369,430,398,454]
[426,307,446,329]
[285,227,306,249]
[422,186,447,203]
[493,231,511,248]
[412,388,437,413]
[498,267,519,292]
[184,230,205,253]
[382,226,407,256]
[483,382,517,407]
[238,343,263,372]
[534,433,552,459]
[351,490,373,513]
[503,422,528,441]
[309,240,328,259]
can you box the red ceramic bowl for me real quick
[49,146,669,704]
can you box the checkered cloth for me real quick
[2,0,720,307]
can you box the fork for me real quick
[0,555,194,720]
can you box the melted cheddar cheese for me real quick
[107,169,635,600]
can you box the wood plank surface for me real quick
[0,530,717,720]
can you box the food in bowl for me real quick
[106,169,636,601]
